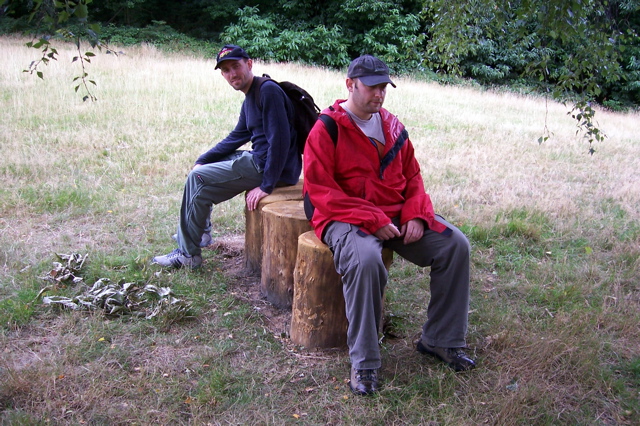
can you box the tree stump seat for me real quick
[290,231,393,349]
[259,200,312,309]
[244,181,303,274]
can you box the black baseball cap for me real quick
[215,44,250,69]
[347,55,396,88]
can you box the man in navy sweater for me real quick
[153,45,302,269]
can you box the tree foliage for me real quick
[423,0,639,152]
[2,0,116,101]
[220,1,424,72]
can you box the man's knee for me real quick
[451,230,471,258]
[186,167,206,184]
[330,228,385,277]
[355,251,387,273]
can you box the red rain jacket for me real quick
[303,100,450,241]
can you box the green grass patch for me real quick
[0,295,37,330]
[17,184,106,215]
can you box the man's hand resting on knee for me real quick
[400,219,424,245]
[374,223,401,241]
[374,219,424,244]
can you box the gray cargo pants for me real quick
[175,151,263,256]
[323,215,470,370]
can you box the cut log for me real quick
[291,231,393,349]
[244,181,303,274]
[290,231,346,349]
[260,200,312,309]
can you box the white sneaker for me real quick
[152,249,202,269]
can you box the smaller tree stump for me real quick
[244,181,303,274]
[260,200,312,309]
[291,231,393,349]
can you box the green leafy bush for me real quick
[221,6,349,68]
[221,4,423,71]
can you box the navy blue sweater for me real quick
[195,77,302,194]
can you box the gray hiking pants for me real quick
[322,215,470,370]
[175,151,263,256]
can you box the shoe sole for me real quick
[152,262,202,270]
[349,381,378,396]
[152,257,202,269]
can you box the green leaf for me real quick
[58,10,69,23]
[75,3,88,20]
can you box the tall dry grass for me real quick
[393,77,640,229]
[1,36,639,425]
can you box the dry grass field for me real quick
[1,35,639,425]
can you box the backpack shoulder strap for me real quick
[318,114,338,146]
[253,74,273,110]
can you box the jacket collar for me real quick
[327,100,404,142]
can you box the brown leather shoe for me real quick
[416,341,476,372]
[349,367,379,395]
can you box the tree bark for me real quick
[260,200,312,309]
[244,181,303,274]
[291,231,347,349]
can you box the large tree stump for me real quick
[244,181,303,274]
[291,231,393,349]
[260,200,312,309]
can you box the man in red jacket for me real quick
[303,55,475,396]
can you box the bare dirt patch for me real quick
[207,233,292,336]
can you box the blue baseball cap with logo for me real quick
[215,44,250,69]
